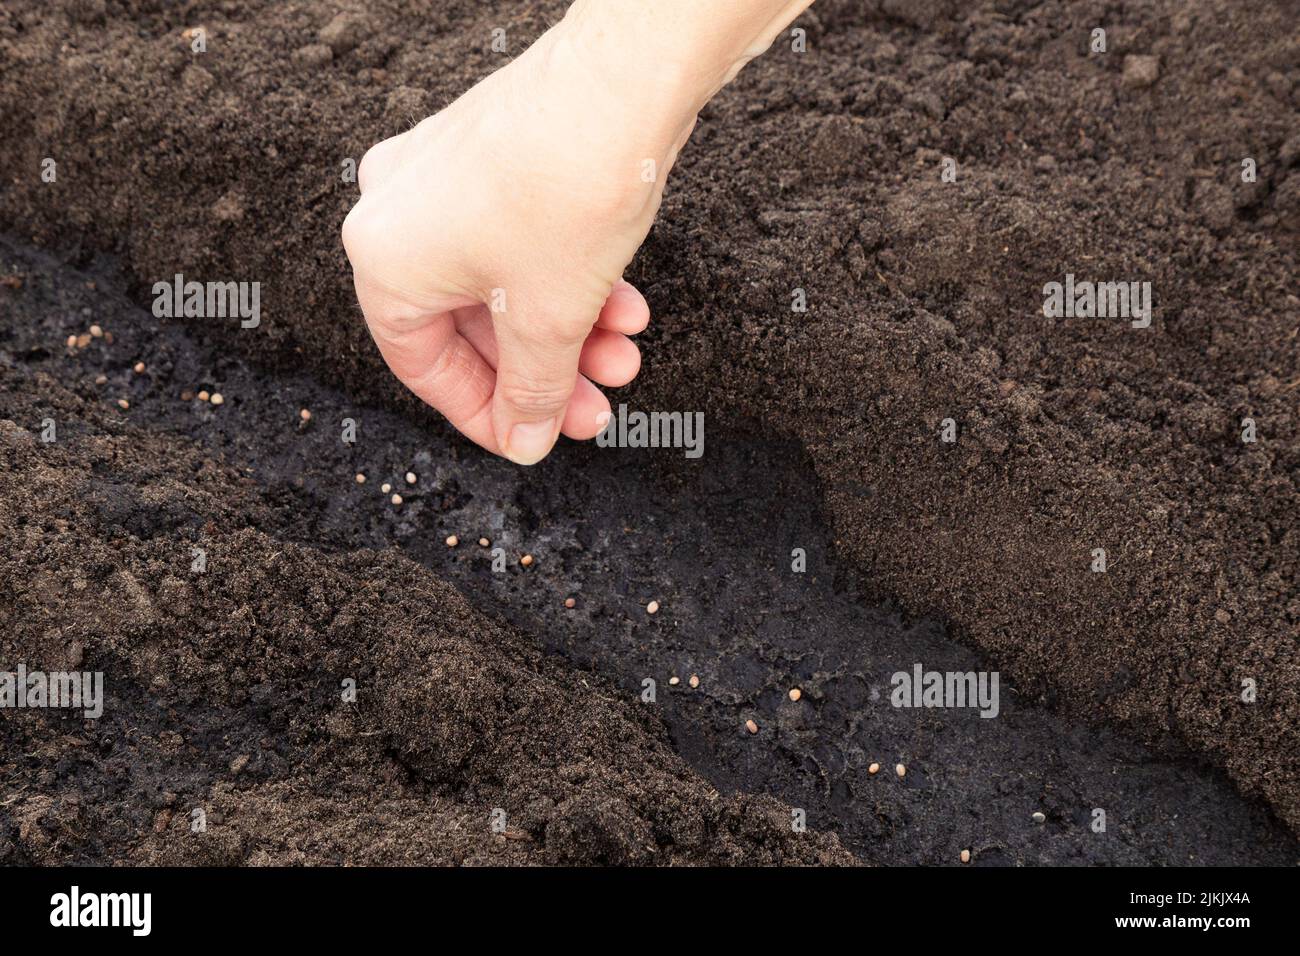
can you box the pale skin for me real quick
[343,0,816,464]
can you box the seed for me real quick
[381,483,392,493]
[445,535,459,548]
[355,473,366,484]
[745,719,758,734]
[390,493,403,506]
[1031,812,1046,824]
[116,399,129,410]
[668,676,679,685]
[895,763,906,778]
[94,375,107,386]
[197,390,210,402]
[646,600,660,614]
[133,362,145,374]
[688,675,699,688]
[300,408,311,421]
[76,334,91,348]
[564,597,576,609]
[520,554,534,567]
[868,763,880,775]
[209,393,224,406]
[788,688,802,702]
[65,334,77,348]
[89,324,103,338]
[960,849,971,864]
[405,472,416,484]
[478,537,490,547]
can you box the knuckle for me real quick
[497,373,571,416]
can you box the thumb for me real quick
[491,298,592,465]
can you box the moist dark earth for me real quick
[1,0,1298,864]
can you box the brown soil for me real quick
[1,0,1297,855]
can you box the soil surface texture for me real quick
[1,0,1297,861]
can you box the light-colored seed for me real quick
[405,472,416,484]
[95,375,107,386]
[868,763,880,775]
[564,597,576,609]
[133,362,145,374]
[520,554,534,567]
[355,473,366,484]
[788,688,802,702]
[745,719,758,734]
[76,334,91,348]
[65,335,77,348]
[688,675,699,688]
[197,390,210,402]
[1031,812,1046,824]
[960,849,971,864]
[116,399,130,410]
[668,676,679,685]
[209,393,224,406]
[445,535,459,548]
[646,600,660,614]
[300,408,312,421]
[895,763,906,778]
[381,483,392,493]
[89,325,103,338]
[390,493,403,506]
[478,537,490,547]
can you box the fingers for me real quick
[354,277,500,454]
[579,327,641,387]
[562,376,612,440]
[490,312,589,465]
[594,280,650,334]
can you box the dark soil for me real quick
[1,0,1297,862]
[2,236,1294,865]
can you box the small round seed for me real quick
[745,719,758,734]
[405,472,416,484]
[65,334,77,348]
[299,408,311,421]
[895,763,907,778]
[95,375,107,386]
[116,399,129,410]
[788,688,802,702]
[564,597,576,609]
[1031,812,1046,824]
[688,675,699,689]
[668,676,679,686]
[478,537,490,547]
[209,393,224,406]
[520,554,534,567]
[646,600,660,614]
[868,763,880,775]
[355,473,366,484]
[76,334,91,348]
[133,362,145,374]
[89,324,103,338]
[381,483,392,494]
[445,535,459,548]
[960,849,971,864]
[197,390,210,402]
[390,493,403,506]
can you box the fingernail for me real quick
[504,418,557,465]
